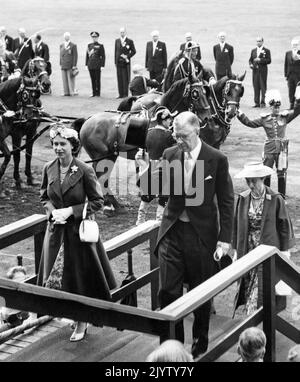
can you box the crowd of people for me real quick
[1,26,300,107]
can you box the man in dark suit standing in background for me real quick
[140,111,234,360]
[13,28,34,70]
[33,34,51,75]
[0,26,13,52]
[86,31,105,97]
[284,37,300,109]
[145,30,167,83]
[179,32,201,60]
[114,27,136,98]
[213,31,234,80]
[249,36,271,108]
[59,32,78,96]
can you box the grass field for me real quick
[1,0,300,320]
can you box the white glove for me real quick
[135,149,149,171]
[294,84,300,100]
[52,207,73,224]
[209,77,217,85]
[213,241,231,261]
[3,110,16,118]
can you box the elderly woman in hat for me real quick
[37,123,116,341]
[135,106,177,224]
[129,64,159,96]
[236,87,300,197]
[232,162,295,317]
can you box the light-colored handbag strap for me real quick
[82,201,88,219]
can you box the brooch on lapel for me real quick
[70,165,78,175]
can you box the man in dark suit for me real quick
[33,34,51,75]
[284,38,300,109]
[140,111,234,360]
[59,32,78,96]
[213,31,234,80]
[179,32,201,61]
[249,36,271,108]
[86,31,105,97]
[13,28,34,70]
[114,27,136,98]
[145,30,167,83]
[0,26,14,52]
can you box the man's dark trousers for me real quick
[253,67,267,105]
[89,69,101,96]
[117,64,130,97]
[158,220,212,349]
[287,74,300,107]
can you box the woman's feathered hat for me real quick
[234,162,275,178]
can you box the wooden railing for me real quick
[0,215,299,362]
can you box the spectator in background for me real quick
[249,36,271,108]
[284,37,300,109]
[33,34,51,75]
[237,327,266,362]
[0,26,13,52]
[59,32,78,96]
[287,345,300,362]
[0,39,20,83]
[86,31,105,97]
[213,31,234,80]
[146,340,193,362]
[179,32,201,60]
[145,30,167,83]
[13,28,34,70]
[114,27,136,98]
[129,64,158,96]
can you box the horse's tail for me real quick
[117,96,138,111]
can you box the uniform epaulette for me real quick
[178,57,185,65]
[260,112,270,118]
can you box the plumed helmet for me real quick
[265,89,281,106]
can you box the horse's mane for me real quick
[163,55,181,92]
[161,78,188,108]
[211,76,229,103]
[0,77,22,99]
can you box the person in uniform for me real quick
[284,38,300,109]
[236,88,300,197]
[249,37,271,108]
[86,31,105,97]
[114,27,136,98]
[13,28,34,70]
[0,39,20,83]
[213,32,234,80]
[33,34,51,75]
[129,64,159,96]
[173,41,216,84]
[179,32,201,60]
[135,106,177,225]
[145,30,168,82]
[0,26,14,52]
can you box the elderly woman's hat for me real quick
[234,162,275,178]
[151,106,178,122]
[132,64,145,74]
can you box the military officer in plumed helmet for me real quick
[86,31,105,97]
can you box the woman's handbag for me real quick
[71,67,79,77]
[79,203,99,243]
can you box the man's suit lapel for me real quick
[61,158,84,196]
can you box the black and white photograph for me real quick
[0,0,299,366]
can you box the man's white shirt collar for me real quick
[186,137,202,163]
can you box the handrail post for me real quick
[160,321,176,344]
[150,230,158,311]
[34,231,45,275]
[263,256,276,362]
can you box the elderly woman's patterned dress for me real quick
[243,197,264,315]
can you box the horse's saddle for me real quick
[123,114,150,148]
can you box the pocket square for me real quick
[205,175,213,181]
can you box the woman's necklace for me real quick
[60,160,72,174]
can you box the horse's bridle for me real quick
[16,80,42,117]
[182,81,211,113]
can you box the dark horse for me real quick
[72,76,213,214]
[201,72,246,148]
[0,76,44,196]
